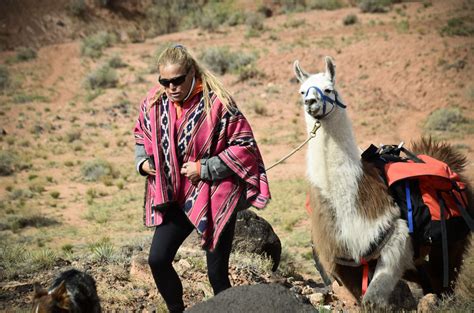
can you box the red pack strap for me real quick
[385,154,454,188]
[361,258,369,296]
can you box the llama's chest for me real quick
[317,190,396,260]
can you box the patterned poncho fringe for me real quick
[133,85,271,250]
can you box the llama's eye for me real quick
[324,89,332,94]
[300,91,305,95]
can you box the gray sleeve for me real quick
[201,156,253,210]
[135,144,148,176]
[200,156,234,181]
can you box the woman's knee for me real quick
[148,249,172,271]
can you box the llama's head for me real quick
[294,56,346,120]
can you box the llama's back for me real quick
[409,136,472,209]
[409,137,468,174]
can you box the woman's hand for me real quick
[181,161,201,185]
[141,160,156,176]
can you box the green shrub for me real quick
[126,28,145,43]
[424,108,465,132]
[32,249,57,270]
[272,0,344,13]
[200,47,257,76]
[237,65,265,82]
[0,244,58,276]
[358,0,393,13]
[61,244,74,253]
[81,159,118,182]
[0,151,18,176]
[0,244,31,279]
[50,191,60,199]
[199,47,233,75]
[283,18,306,28]
[107,55,127,68]
[84,64,118,90]
[7,215,59,231]
[8,47,37,63]
[9,188,34,200]
[91,240,115,262]
[306,0,344,10]
[274,0,306,13]
[12,93,49,104]
[343,14,358,26]
[468,86,474,101]
[192,1,242,32]
[230,52,257,72]
[0,65,10,90]
[145,1,201,36]
[66,130,82,143]
[230,250,273,274]
[245,13,265,32]
[29,182,46,194]
[440,18,474,37]
[67,0,87,17]
[252,100,268,116]
[396,19,410,33]
[80,31,116,58]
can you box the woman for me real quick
[133,45,270,313]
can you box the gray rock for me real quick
[388,280,418,310]
[417,293,438,313]
[185,284,317,313]
[233,210,281,271]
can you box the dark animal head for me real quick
[32,281,71,313]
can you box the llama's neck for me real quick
[306,110,362,198]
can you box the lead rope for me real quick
[266,120,321,171]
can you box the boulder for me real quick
[185,283,317,313]
[417,293,438,313]
[233,210,281,271]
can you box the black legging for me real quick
[148,208,237,313]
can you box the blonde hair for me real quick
[149,45,235,114]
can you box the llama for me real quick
[293,57,471,307]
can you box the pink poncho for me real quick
[133,85,271,250]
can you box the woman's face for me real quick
[159,63,194,103]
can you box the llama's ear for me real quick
[324,56,336,83]
[294,60,309,83]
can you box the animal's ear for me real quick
[33,283,48,299]
[324,56,336,83]
[294,60,310,83]
[51,281,70,310]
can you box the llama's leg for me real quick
[362,219,414,307]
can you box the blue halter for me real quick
[305,86,346,118]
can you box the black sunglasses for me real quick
[158,72,188,87]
